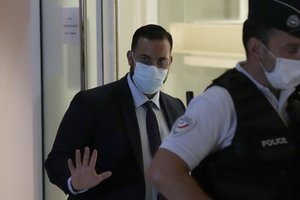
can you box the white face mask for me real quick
[260,45,300,90]
[132,62,168,94]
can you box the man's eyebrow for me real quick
[138,54,151,58]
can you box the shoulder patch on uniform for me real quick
[172,115,196,135]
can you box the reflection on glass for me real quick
[185,0,243,22]
[157,0,248,102]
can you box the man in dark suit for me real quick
[45,24,185,200]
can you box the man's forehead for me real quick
[135,38,171,53]
[269,28,300,44]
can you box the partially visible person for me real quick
[45,24,185,200]
[147,0,300,199]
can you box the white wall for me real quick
[0,0,43,199]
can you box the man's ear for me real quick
[126,50,134,66]
[169,55,173,65]
[247,37,264,62]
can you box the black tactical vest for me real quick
[192,69,300,200]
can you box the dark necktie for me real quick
[144,102,167,200]
[144,101,162,157]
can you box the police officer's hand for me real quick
[68,146,112,191]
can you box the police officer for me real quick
[147,0,300,199]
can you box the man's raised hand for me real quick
[68,147,112,191]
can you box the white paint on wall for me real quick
[0,0,42,199]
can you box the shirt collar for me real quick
[236,62,295,93]
[127,74,161,109]
[235,62,294,106]
[236,62,266,90]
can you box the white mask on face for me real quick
[260,45,300,90]
[132,62,168,94]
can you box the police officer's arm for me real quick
[147,148,212,200]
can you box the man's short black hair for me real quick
[131,24,173,52]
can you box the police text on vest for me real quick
[261,137,288,148]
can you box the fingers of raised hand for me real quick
[67,148,111,190]
[82,146,91,166]
[75,149,82,168]
[97,171,112,182]
[89,149,98,169]
[71,147,98,169]
[67,158,75,173]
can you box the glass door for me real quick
[41,0,104,199]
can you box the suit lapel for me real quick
[116,76,144,172]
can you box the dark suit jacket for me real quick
[45,75,185,200]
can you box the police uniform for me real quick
[161,63,294,167]
[160,0,300,199]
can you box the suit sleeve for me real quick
[44,91,94,194]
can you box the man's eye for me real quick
[158,59,168,67]
[139,57,150,64]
